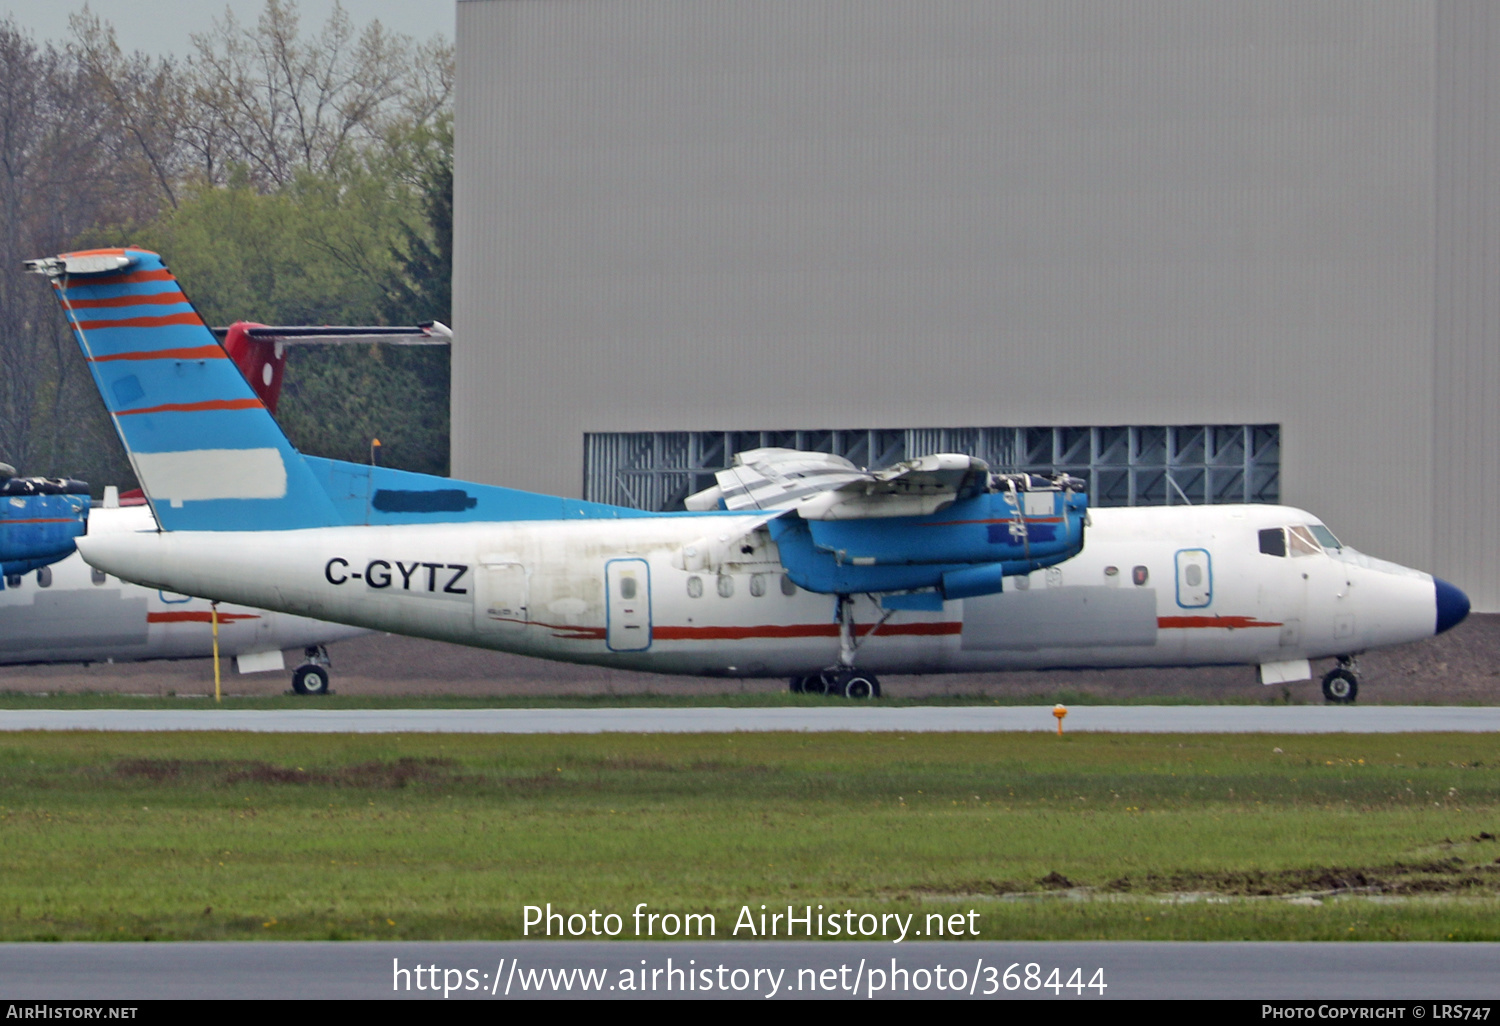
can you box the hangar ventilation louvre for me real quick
[585,425,1279,513]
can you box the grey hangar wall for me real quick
[453,0,1500,612]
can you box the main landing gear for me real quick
[790,669,882,699]
[1321,656,1359,704]
[789,594,885,699]
[291,645,333,696]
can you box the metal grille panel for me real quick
[584,425,1281,511]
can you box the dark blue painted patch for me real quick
[112,374,144,406]
[988,522,1058,544]
[371,489,478,514]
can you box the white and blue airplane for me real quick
[27,247,1469,702]
[0,314,447,693]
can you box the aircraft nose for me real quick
[1435,578,1471,635]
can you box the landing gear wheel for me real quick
[800,672,832,697]
[292,663,331,696]
[838,671,881,700]
[1321,668,1358,704]
[789,676,807,694]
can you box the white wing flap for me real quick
[701,447,990,520]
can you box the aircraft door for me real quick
[475,562,529,632]
[605,558,652,652]
[1175,549,1212,608]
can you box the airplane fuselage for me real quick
[0,506,367,668]
[78,503,1448,679]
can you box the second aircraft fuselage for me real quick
[78,503,1453,678]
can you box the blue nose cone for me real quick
[1435,578,1471,634]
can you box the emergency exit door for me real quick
[605,559,652,651]
[1175,549,1212,608]
[475,562,528,632]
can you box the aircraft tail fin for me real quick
[25,248,342,532]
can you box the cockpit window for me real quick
[1258,528,1286,557]
[1309,524,1342,551]
[1288,525,1321,556]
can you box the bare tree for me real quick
[0,18,163,484]
[184,0,453,188]
[0,23,53,474]
[0,1,456,483]
[68,11,192,209]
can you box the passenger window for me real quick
[780,574,797,596]
[36,566,51,588]
[749,573,766,597]
[620,576,636,599]
[1259,528,1286,557]
[1288,526,1321,557]
[5,574,20,589]
[717,575,734,598]
[91,567,107,585]
[686,576,703,598]
[1132,566,1149,586]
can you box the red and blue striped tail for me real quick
[26,248,342,532]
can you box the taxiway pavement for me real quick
[0,705,1496,732]
[2,940,1498,999]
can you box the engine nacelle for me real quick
[768,476,1087,599]
[0,476,90,583]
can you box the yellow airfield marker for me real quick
[1053,703,1067,735]
[211,602,221,703]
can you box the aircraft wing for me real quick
[687,447,991,520]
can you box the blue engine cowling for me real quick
[0,477,91,584]
[768,485,1087,599]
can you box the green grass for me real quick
[1,731,1497,941]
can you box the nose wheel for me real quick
[291,645,334,696]
[1321,660,1359,704]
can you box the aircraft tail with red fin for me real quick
[27,248,638,532]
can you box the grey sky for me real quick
[0,1,454,55]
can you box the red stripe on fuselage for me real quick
[923,516,1065,527]
[654,621,962,641]
[117,398,264,416]
[146,611,260,624]
[71,312,203,331]
[91,345,226,363]
[1157,615,1282,629]
[524,620,964,642]
[65,291,189,309]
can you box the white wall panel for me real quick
[455,1,1460,600]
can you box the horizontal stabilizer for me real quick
[211,322,451,345]
[214,321,450,413]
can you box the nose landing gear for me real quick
[291,644,334,696]
[1321,656,1359,704]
